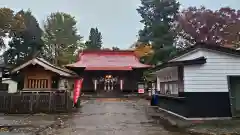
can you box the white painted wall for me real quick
[0,70,2,78]
[2,79,18,93]
[182,49,240,92]
[157,77,160,91]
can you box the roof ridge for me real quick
[66,50,151,69]
[35,57,76,75]
[167,42,240,62]
[82,50,134,54]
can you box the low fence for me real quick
[0,91,73,114]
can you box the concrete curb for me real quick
[147,106,240,135]
[185,129,240,135]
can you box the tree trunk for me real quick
[53,44,58,65]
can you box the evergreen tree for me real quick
[85,28,102,50]
[137,0,180,64]
[112,46,120,50]
[3,10,43,65]
[42,12,83,66]
[0,8,25,48]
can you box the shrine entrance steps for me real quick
[81,91,139,98]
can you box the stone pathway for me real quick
[3,98,239,135]
[47,98,187,135]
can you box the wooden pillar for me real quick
[48,76,52,89]
[178,66,184,93]
[0,68,2,85]
[24,76,28,89]
[120,79,123,91]
[94,80,97,91]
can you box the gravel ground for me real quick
[46,98,187,135]
[0,113,67,135]
[2,98,238,135]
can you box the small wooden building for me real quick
[11,57,78,92]
[66,50,150,97]
[0,57,79,113]
[151,43,240,120]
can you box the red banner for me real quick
[73,79,83,104]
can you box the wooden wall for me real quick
[22,65,56,90]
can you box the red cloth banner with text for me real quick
[73,79,83,104]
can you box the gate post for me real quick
[49,92,52,113]
[30,94,33,113]
[65,91,68,112]
[9,95,13,113]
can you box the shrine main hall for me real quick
[66,50,150,96]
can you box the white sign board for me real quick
[138,89,145,93]
[138,84,145,93]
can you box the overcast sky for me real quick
[0,0,239,49]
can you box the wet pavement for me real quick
[48,98,186,135]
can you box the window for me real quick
[172,84,178,95]
[164,83,168,93]
[27,79,48,89]
[160,81,179,96]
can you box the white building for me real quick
[2,78,18,93]
[152,43,240,120]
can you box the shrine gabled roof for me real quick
[11,57,77,77]
[65,50,151,70]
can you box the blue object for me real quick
[151,92,158,106]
